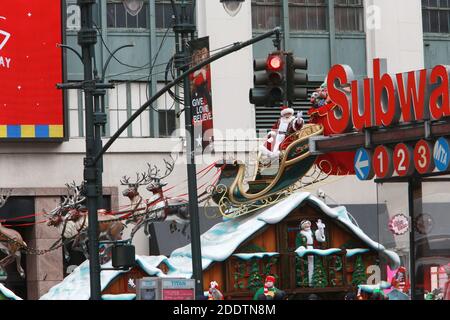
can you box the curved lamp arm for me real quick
[57,44,83,64]
[101,44,135,82]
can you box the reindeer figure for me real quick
[143,156,190,236]
[46,183,125,262]
[120,172,150,239]
[0,189,26,278]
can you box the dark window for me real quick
[422,0,450,33]
[289,0,327,31]
[155,1,194,29]
[107,1,149,29]
[335,0,364,32]
[159,109,176,137]
[251,0,282,30]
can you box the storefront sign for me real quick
[373,145,393,179]
[326,59,450,134]
[433,137,450,172]
[388,214,409,236]
[393,143,414,177]
[0,1,65,139]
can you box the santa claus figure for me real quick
[208,281,224,300]
[260,106,304,159]
[391,266,410,294]
[296,219,326,286]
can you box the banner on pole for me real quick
[189,37,214,155]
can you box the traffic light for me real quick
[249,52,287,108]
[286,53,308,102]
[249,52,308,107]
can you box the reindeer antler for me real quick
[121,172,150,187]
[65,182,86,208]
[0,189,12,209]
[146,155,176,181]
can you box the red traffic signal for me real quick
[267,55,283,71]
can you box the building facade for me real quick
[0,0,449,299]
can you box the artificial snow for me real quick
[41,191,401,300]
[233,252,279,261]
[345,248,370,257]
[358,281,392,293]
[296,248,342,257]
[102,294,136,300]
[0,283,22,300]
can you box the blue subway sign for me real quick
[433,137,450,172]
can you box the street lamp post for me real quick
[77,0,102,300]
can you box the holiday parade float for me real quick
[40,191,400,300]
[210,81,355,219]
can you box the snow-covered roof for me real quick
[41,191,400,300]
[0,283,22,300]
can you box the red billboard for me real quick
[0,0,64,139]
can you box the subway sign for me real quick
[355,139,450,180]
[0,1,65,140]
[326,58,450,134]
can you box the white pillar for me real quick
[196,1,255,142]
[365,0,424,75]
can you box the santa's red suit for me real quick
[261,107,304,158]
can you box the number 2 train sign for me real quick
[355,137,450,180]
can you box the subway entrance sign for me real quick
[311,58,450,180]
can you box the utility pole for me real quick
[77,0,102,300]
[171,0,204,296]
[58,0,111,300]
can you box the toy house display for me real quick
[41,192,400,300]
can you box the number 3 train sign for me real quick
[354,137,450,180]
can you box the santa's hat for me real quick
[280,106,294,117]
[300,220,311,229]
[210,281,219,289]
[264,276,276,294]
[397,267,406,274]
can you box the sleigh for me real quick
[211,124,324,218]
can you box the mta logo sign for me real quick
[434,138,450,172]
[0,16,11,50]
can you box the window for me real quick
[155,0,194,29]
[335,0,364,32]
[422,0,450,33]
[251,0,282,30]
[289,0,327,32]
[159,110,176,137]
[107,0,148,29]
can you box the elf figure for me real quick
[296,219,327,286]
[208,281,224,300]
[390,266,410,294]
[253,276,285,300]
[260,106,304,159]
